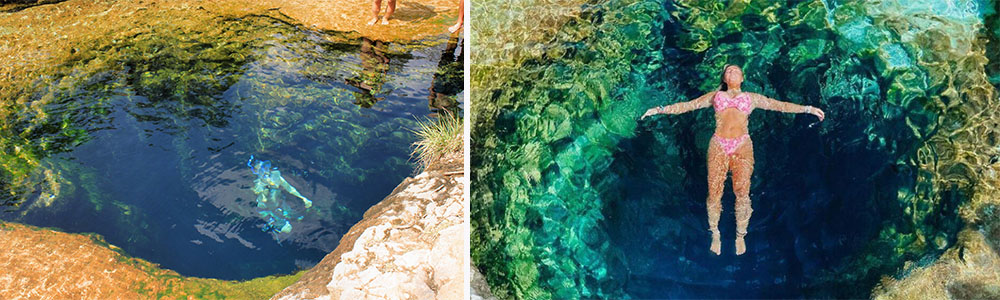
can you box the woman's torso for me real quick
[712,90,751,138]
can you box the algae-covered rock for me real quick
[472,0,662,297]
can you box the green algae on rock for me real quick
[872,1,1000,298]
[472,0,663,297]
[0,9,435,212]
[0,0,459,212]
[0,11,303,211]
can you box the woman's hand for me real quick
[641,107,661,120]
[806,106,825,121]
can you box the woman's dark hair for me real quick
[718,64,734,91]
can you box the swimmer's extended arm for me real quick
[276,172,313,208]
[750,93,825,121]
[641,91,715,119]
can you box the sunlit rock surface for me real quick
[0,222,301,299]
[873,229,1000,299]
[472,262,500,300]
[272,149,466,300]
[0,0,457,43]
[472,0,1000,298]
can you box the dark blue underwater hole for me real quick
[1,23,464,280]
[601,79,964,299]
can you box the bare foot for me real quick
[448,22,462,33]
[366,17,378,26]
[381,17,389,25]
[710,230,721,255]
[735,236,746,255]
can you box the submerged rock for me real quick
[873,229,1000,300]
[271,150,465,300]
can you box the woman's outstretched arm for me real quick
[749,93,825,121]
[641,91,715,120]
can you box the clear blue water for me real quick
[470,0,989,298]
[607,92,952,298]
[1,20,463,280]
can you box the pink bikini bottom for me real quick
[713,134,750,156]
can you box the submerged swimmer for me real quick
[259,205,303,234]
[641,64,826,255]
[248,155,312,234]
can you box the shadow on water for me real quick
[393,2,440,23]
[346,38,398,109]
[0,0,67,13]
[0,12,463,280]
[344,36,463,113]
[428,36,464,116]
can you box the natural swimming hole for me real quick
[471,0,993,298]
[0,15,464,280]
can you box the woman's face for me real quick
[724,65,744,87]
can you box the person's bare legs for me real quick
[448,0,464,33]
[731,139,755,255]
[706,138,728,255]
[381,0,396,25]
[368,0,381,25]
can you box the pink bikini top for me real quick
[713,91,752,114]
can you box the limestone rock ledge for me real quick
[872,229,1000,299]
[471,262,499,300]
[0,223,301,299]
[272,152,466,300]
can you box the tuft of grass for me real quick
[410,112,463,171]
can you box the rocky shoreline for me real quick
[0,222,303,299]
[0,149,465,299]
[272,151,465,300]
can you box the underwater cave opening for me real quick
[600,64,966,298]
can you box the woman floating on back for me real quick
[641,64,825,255]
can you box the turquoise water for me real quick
[1,15,463,280]
[472,0,998,298]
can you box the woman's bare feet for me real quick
[367,17,379,26]
[448,23,462,33]
[382,0,395,25]
[735,236,746,255]
[710,230,721,255]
